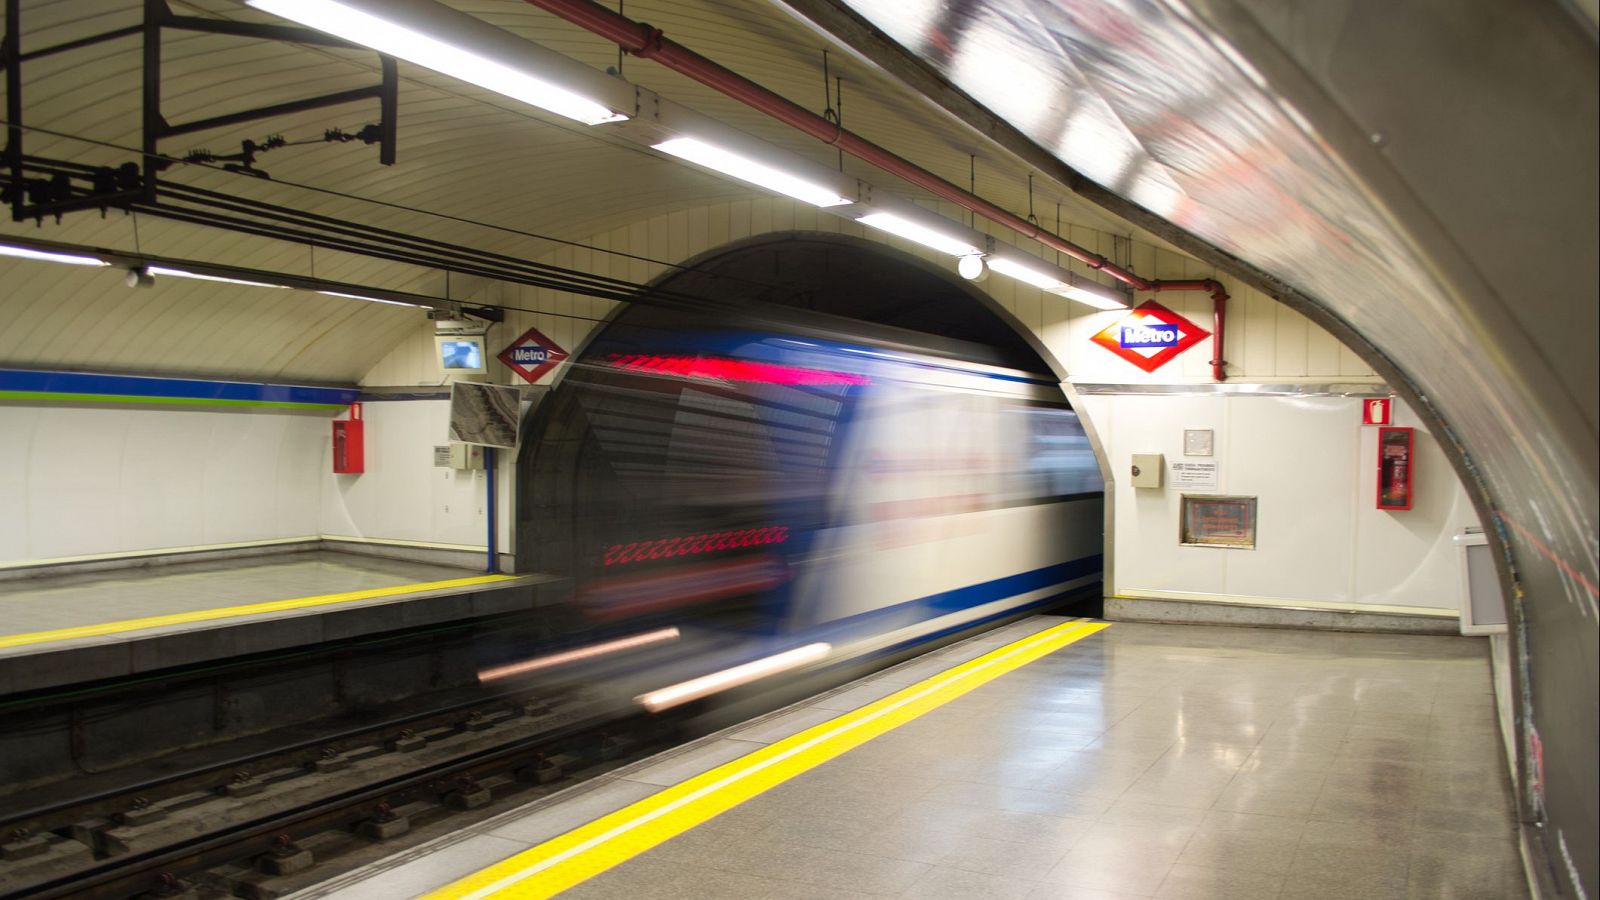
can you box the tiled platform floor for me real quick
[0,551,478,638]
[316,617,1526,900]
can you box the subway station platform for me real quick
[0,551,562,694]
[301,615,1526,900]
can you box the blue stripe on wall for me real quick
[0,369,359,407]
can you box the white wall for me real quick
[0,398,511,568]
[0,404,323,565]
[1079,392,1477,612]
[318,398,510,555]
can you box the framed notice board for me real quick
[1180,495,1258,549]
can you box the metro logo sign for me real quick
[497,326,568,384]
[1090,300,1210,373]
[1119,322,1181,349]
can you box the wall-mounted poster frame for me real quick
[1180,495,1258,548]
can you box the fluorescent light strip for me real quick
[635,642,831,712]
[247,0,628,126]
[988,256,1067,291]
[1058,285,1129,310]
[0,243,108,267]
[146,266,286,289]
[478,627,681,683]
[987,256,1129,309]
[654,137,851,208]
[856,212,980,257]
[318,290,422,308]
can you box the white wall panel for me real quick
[1224,397,1355,602]
[318,399,493,550]
[1097,393,1475,612]
[1101,395,1230,595]
[1352,403,1478,608]
[1,404,324,563]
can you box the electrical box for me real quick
[1130,452,1164,488]
[332,403,364,474]
[448,442,485,471]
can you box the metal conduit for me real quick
[521,0,1230,380]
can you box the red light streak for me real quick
[603,526,789,566]
[604,354,868,386]
[581,557,789,620]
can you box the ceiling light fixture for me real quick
[246,0,632,126]
[1057,284,1130,310]
[987,255,1129,309]
[0,243,109,267]
[654,137,852,207]
[317,290,423,308]
[145,266,287,289]
[856,212,980,257]
[987,256,1065,291]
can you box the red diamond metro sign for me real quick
[1090,300,1211,373]
[498,326,569,384]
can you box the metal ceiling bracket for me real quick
[2,0,399,223]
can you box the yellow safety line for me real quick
[426,618,1111,900]
[0,575,517,650]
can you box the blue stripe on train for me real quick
[800,554,1105,650]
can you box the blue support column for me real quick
[484,445,499,573]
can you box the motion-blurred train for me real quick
[498,299,1104,714]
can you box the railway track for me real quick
[0,686,668,899]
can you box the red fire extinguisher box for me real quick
[1377,426,1413,510]
[332,403,364,474]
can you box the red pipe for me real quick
[1150,279,1229,381]
[525,0,1149,287]
[523,0,1231,379]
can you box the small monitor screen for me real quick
[438,338,485,371]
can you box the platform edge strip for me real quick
[0,574,518,649]
[426,618,1111,900]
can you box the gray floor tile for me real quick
[321,833,527,900]
[1024,884,1154,899]
[1043,847,1175,895]
[814,679,911,711]
[712,838,934,895]
[1153,863,1286,899]
[897,864,1039,899]
[937,835,1073,879]
[729,705,844,743]
[1096,799,1209,829]
[485,778,661,843]
[566,856,876,900]
[621,738,757,786]
[1176,828,1301,875]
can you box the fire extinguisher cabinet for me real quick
[1377,426,1413,510]
[333,403,365,474]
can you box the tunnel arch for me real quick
[513,230,1083,582]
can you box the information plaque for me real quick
[1180,495,1257,548]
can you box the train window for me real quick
[575,370,852,536]
[1000,405,1105,503]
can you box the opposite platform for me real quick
[302,616,1525,900]
[0,550,563,694]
